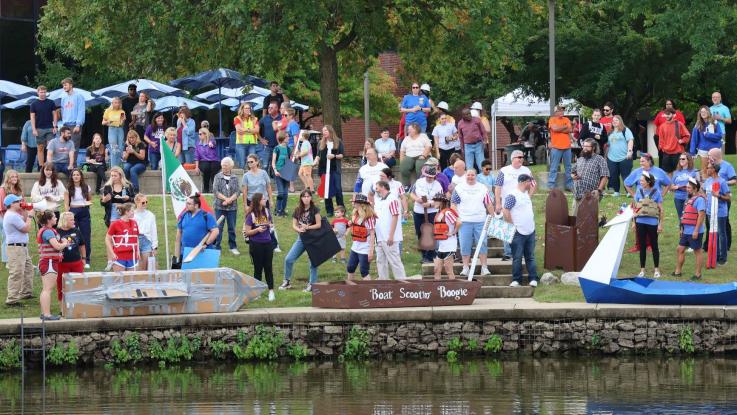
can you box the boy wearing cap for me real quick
[503,174,539,287]
[3,194,34,306]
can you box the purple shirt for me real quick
[245,210,273,244]
[194,140,218,161]
[145,125,165,154]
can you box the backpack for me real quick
[635,188,660,218]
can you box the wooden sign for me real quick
[311,279,482,309]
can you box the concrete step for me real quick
[450,246,504,259]
[487,238,504,248]
[477,286,535,298]
[420,258,516,275]
[421,274,517,286]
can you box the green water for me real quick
[3,356,737,414]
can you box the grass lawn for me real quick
[1,155,736,318]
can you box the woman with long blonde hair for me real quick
[122,130,147,192]
[313,125,345,216]
[0,170,23,264]
[233,102,259,168]
[102,96,126,167]
[101,166,136,226]
[690,105,723,174]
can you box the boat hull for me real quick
[312,279,482,308]
[580,277,737,305]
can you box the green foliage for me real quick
[339,326,370,362]
[590,334,601,349]
[47,343,80,366]
[233,326,285,361]
[679,327,695,354]
[110,334,143,366]
[148,336,202,365]
[209,340,231,360]
[0,340,21,371]
[446,350,459,363]
[466,339,480,352]
[484,335,503,354]
[286,342,309,361]
[447,337,463,352]
[485,359,503,378]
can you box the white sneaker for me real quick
[84,263,90,269]
[638,270,645,277]
[230,248,240,256]
[268,290,275,302]
[104,260,114,271]
[274,246,282,253]
[479,266,491,276]
[686,248,694,253]
[529,280,538,287]
[303,284,312,293]
[460,266,470,276]
[653,271,661,279]
[612,192,620,197]
[509,281,520,287]
[278,280,292,290]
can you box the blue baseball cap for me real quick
[3,194,21,207]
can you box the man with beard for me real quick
[572,139,609,211]
[673,178,705,280]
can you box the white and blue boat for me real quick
[579,206,737,305]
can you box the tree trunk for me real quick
[318,44,342,137]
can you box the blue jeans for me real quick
[259,145,274,173]
[149,151,161,170]
[511,231,538,283]
[215,209,237,250]
[179,148,194,164]
[275,176,289,213]
[548,148,573,190]
[674,198,686,220]
[235,144,259,169]
[503,241,512,258]
[108,126,125,168]
[284,237,318,284]
[347,251,370,277]
[70,206,91,262]
[54,162,70,177]
[464,142,484,173]
[123,162,147,191]
[458,221,487,257]
[606,158,633,193]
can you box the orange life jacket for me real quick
[681,195,704,226]
[433,208,455,240]
[37,226,62,261]
[351,220,369,243]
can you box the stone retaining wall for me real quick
[5,317,733,366]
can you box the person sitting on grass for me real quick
[432,192,460,280]
[346,194,376,281]
[673,178,705,280]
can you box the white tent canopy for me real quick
[490,88,581,169]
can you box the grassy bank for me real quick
[1,156,736,318]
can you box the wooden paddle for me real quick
[182,215,224,263]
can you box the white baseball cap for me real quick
[420,83,431,92]
[471,101,483,110]
[437,101,449,111]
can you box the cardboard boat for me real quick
[62,268,267,319]
[580,206,737,305]
[312,279,482,308]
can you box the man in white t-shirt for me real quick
[373,181,406,280]
[503,174,538,287]
[452,169,495,276]
[359,149,388,196]
[494,150,532,260]
[449,159,467,193]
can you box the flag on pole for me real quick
[161,139,213,217]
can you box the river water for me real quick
[3,356,737,414]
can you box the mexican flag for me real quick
[161,138,213,217]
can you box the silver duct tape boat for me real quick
[62,268,267,319]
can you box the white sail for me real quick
[579,206,633,284]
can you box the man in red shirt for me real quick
[457,108,487,173]
[547,105,573,190]
[599,102,615,134]
[656,108,691,176]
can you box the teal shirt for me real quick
[607,128,633,162]
[710,103,731,138]
[274,144,289,171]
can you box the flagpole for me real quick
[160,137,171,270]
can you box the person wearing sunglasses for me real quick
[400,83,431,134]
[494,150,532,261]
[599,102,615,134]
[134,194,158,270]
[670,153,699,219]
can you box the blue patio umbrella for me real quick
[93,79,187,99]
[154,96,211,112]
[0,80,36,146]
[169,68,247,138]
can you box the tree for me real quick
[506,0,737,126]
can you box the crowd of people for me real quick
[6,77,737,320]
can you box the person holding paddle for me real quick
[703,162,731,266]
[174,194,219,265]
[313,125,345,217]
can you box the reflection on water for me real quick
[3,356,737,414]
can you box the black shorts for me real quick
[679,232,703,250]
[661,153,681,173]
[436,251,455,260]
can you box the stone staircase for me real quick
[420,238,535,298]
